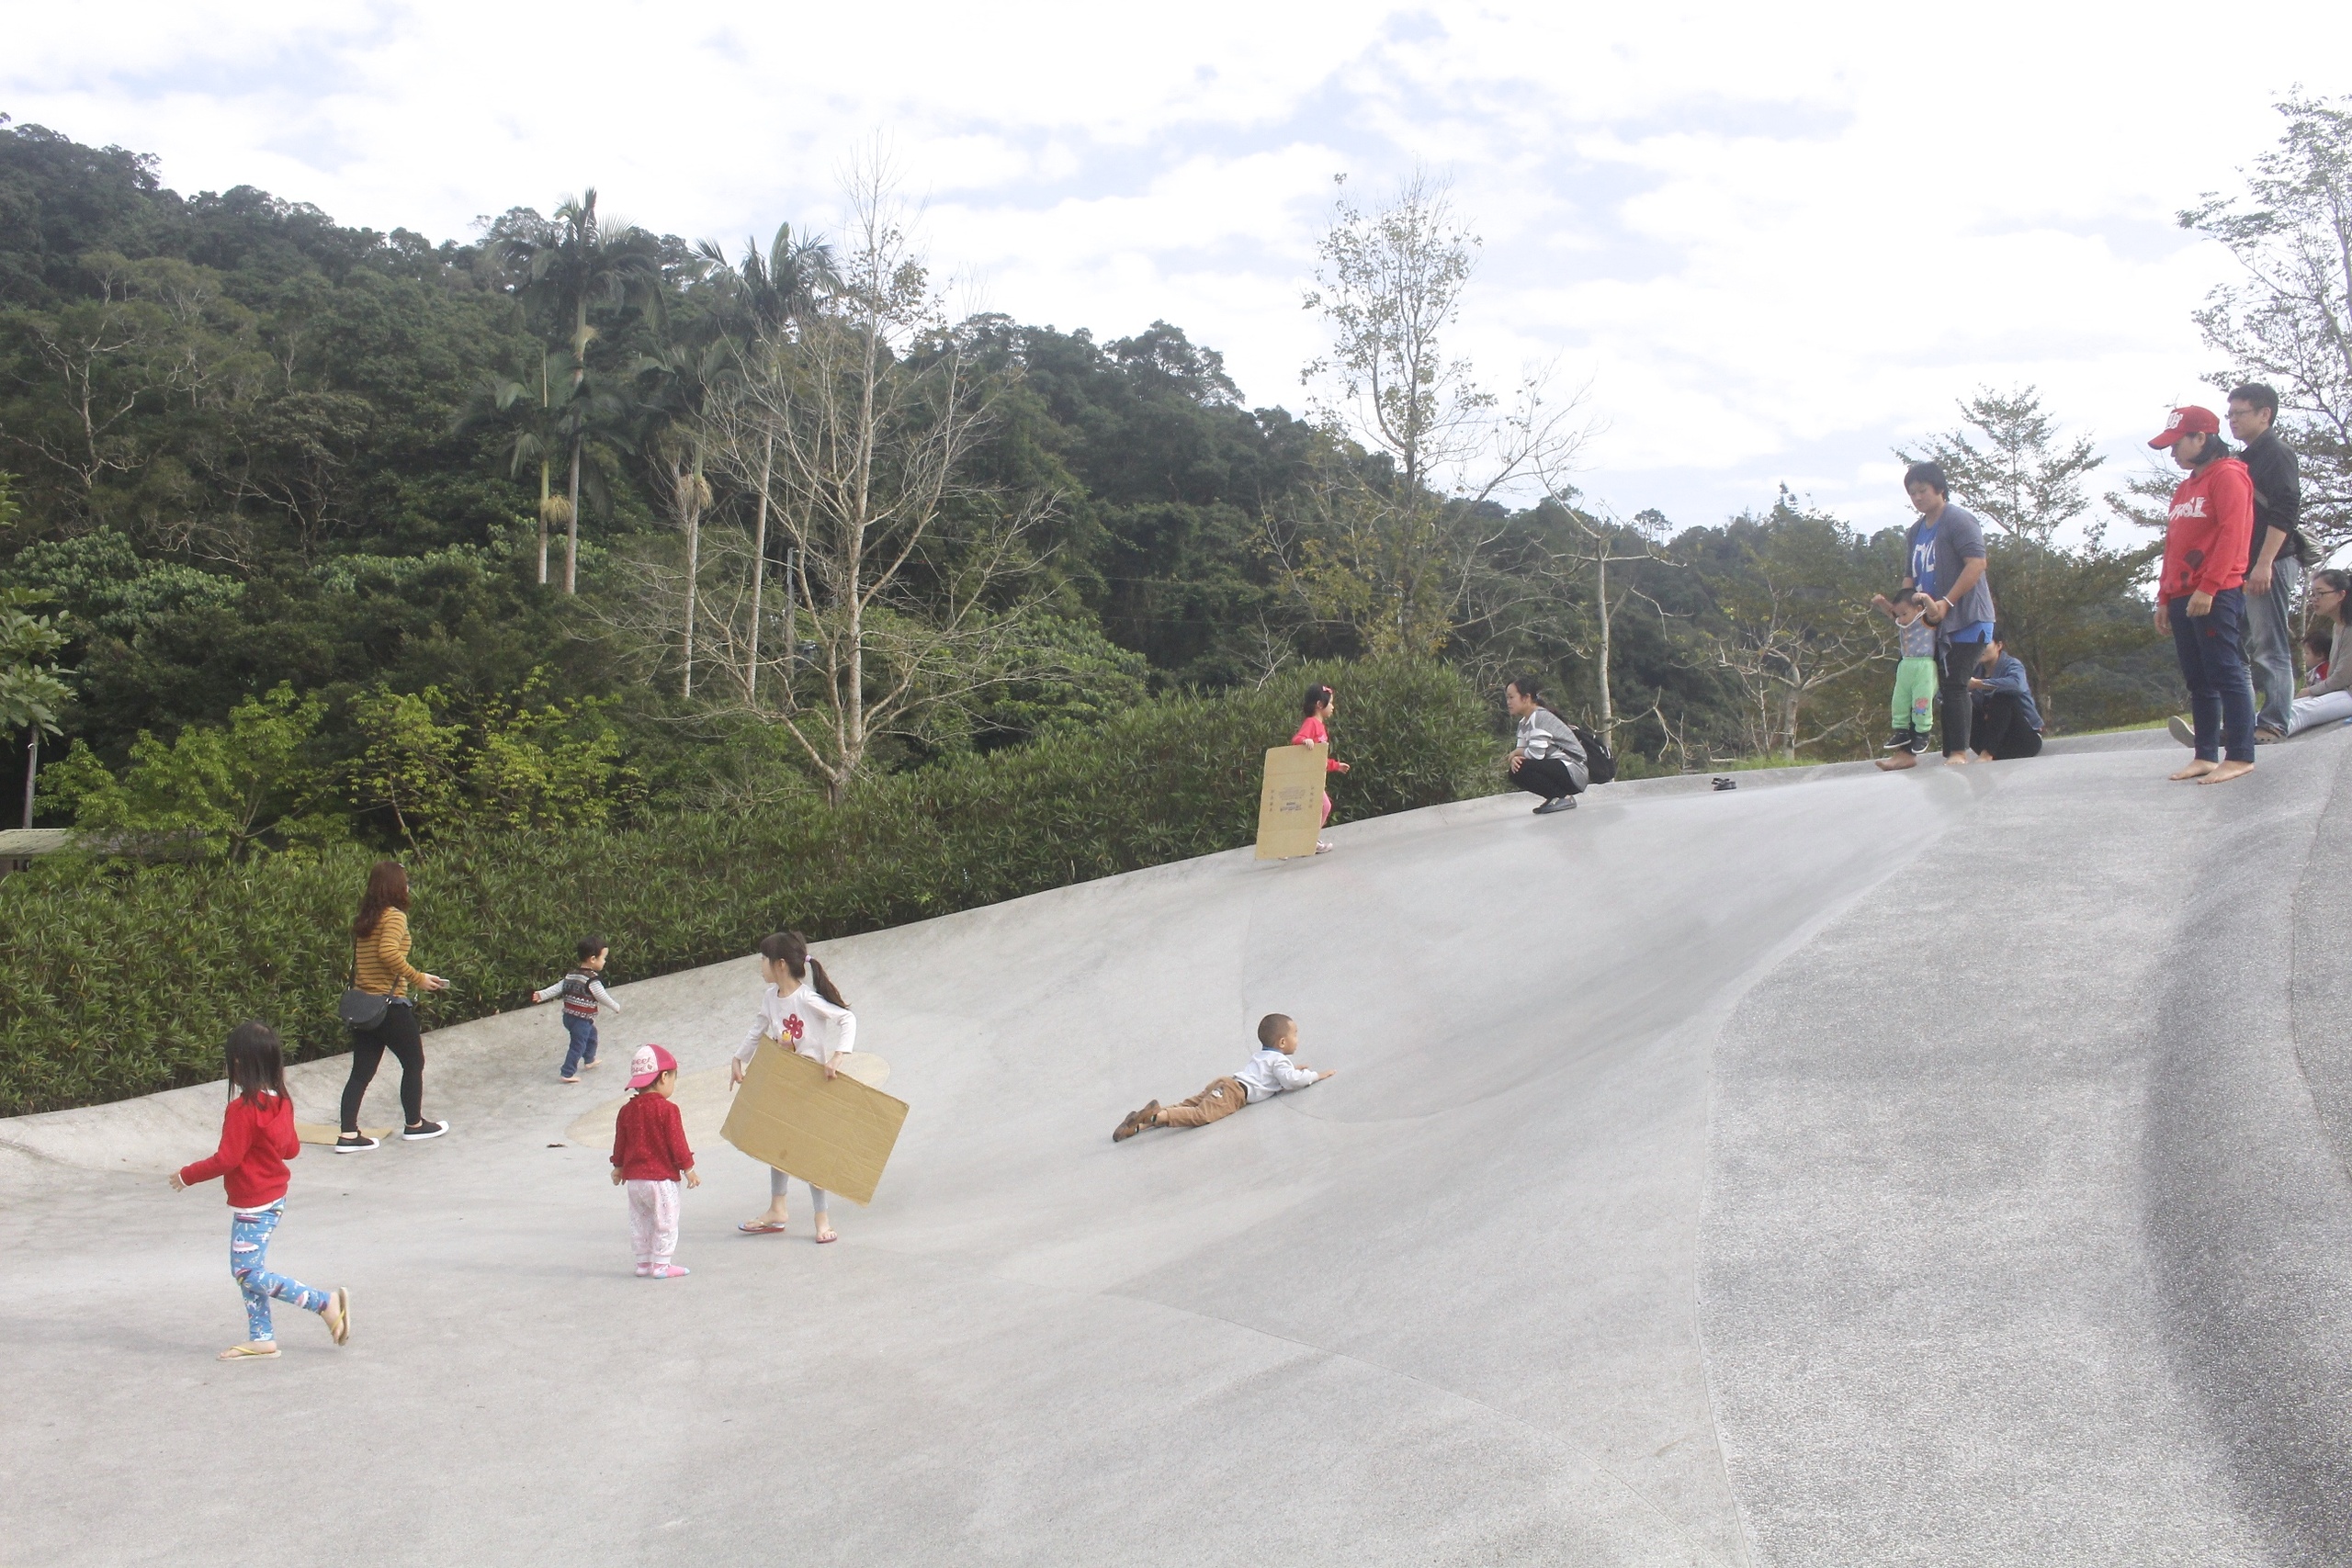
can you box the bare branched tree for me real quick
[1278,169,1590,654]
[697,158,1057,799]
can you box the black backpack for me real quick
[1571,723,1617,784]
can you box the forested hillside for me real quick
[0,119,2185,852]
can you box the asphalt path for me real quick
[4,728,2346,1566]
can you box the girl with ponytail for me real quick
[1291,683,1351,853]
[730,931,856,1242]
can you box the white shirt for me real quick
[734,979,856,1066]
[1232,1045,1320,1104]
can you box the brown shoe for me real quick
[1112,1101,1160,1142]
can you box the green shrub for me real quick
[0,656,1499,1114]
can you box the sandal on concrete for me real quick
[322,1287,350,1346]
[218,1341,279,1361]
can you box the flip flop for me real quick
[323,1287,350,1346]
[218,1341,279,1360]
[737,1220,788,1235]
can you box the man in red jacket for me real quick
[2149,406,2257,784]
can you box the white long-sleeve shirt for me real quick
[735,979,856,1067]
[534,972,619,1020]
[1233,1045,1320,1104]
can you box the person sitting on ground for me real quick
[1871,587,1940,769]
[1504,676,1587,815]
[1113,1012,1334,1142]
[2304,623,2333,687]
[1968,637,2043,760]
[2283,568,2352,736]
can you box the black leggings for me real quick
[1939,641,1988,757]
[1971,692,2043,760]
[342,1002,424,1132]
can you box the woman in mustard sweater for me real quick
[337,860,452,1151]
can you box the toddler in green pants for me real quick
[1872,589,1942,765]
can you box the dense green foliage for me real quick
[0,656,1491,1115]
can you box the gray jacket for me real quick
[1515,708,1585,767]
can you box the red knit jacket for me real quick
[2160,457,2255,601]
[179,1091,300,1208]
[611,1091,695,1181]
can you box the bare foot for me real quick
[1942,753,1971,767]
[815,1224,838,1244]
[2169,760,2219,781]
[1875,752,1917,772]
[2197,759,2255,785]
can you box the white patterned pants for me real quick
[628,1179,680,1267]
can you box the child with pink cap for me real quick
[611,1044,699,1278]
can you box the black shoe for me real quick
[1883,729,1913,750]
[333,1133,379,1153]
[401,1120,449,1142]
[1905,731,1929,755]
[1532,795,1577,815]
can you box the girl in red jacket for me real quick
[1292,683,1352,853]
[2149,406,2258,784]
[172,1022,350,1359]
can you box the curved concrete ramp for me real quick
[4,731,2347,1566]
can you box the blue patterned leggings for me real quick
[230,1201,329,1341]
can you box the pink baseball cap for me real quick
[627,1043,678,1089]
[2147,405,2221,448]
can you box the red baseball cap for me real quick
[2147,406,2221,448]
[627,1043,678,1089]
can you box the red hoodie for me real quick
[2159,457,2254,601]
[611,1091,695,1182]
[179,1091,301,1208]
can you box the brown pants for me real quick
[1161,1077,1248,1128]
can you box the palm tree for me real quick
[453,352,579,584]
[488,190,666,593]
[699,223,836,694]
[636,333,730,695]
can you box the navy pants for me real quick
[2168,589,2256,763]
[561,1014,599,1077]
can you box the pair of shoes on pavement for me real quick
[334,1120,450,1153]
[1532,795,1577,815]
[1883,728,1929,754]
[1113,1100,1161,1142]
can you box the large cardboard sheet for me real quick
[719,1043,908,1206]
[1255,741,1328,860]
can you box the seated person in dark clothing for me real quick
[1968,637,2042,760]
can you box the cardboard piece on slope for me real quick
[295,1122,392,1146]
[1255,741,1328,860]
[720,1043,908,1207]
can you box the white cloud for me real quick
[6,0,2349,533]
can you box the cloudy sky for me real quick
[8,2,2350,535]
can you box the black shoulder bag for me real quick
[338,944,393,1032]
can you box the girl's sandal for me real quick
[322,1287,351,1346]
[737,1220,788,1235]
[218,1341,280,1361]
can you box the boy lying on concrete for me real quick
[1113,1012,1335,1142]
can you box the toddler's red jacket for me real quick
[2159,457,2254,601]
[612,1092,695,1181]
[179,1091,300,1208]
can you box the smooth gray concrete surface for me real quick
[3,728,2346,1567]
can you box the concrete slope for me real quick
[3,731,2346,1567]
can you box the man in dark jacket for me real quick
[2229,383,2306,743]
